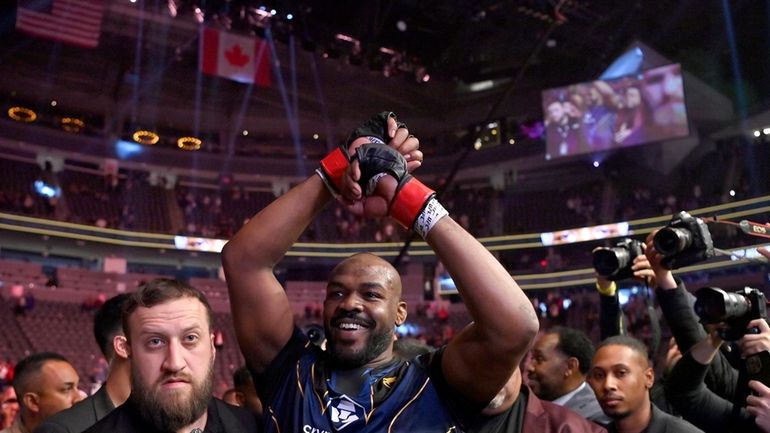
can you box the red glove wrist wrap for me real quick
[317,147,349,194]
[389,177,435,230]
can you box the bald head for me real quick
[330,253,402,299]
[324,253,407,369]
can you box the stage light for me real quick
[132,130,159,145]
[287,13,293,20]
[593,160,600,168]
[242,130,249,136]
[474,139,482,150]
[177,136,202,151]
[509,138,515,145]
[270,9,277,15]
[396,20,407,31]
[8,106,36,122]
[312,133,319,140]
[755,130,762,137]
[764,127,770,135]
[61,117,85,133]
[50,100,57,107]
[729,189,736,197]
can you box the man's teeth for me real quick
[339,323,362,330]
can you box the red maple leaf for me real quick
[224,44,250,67]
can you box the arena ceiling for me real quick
[0,0,766,158]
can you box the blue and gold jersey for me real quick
[255,328,479,433]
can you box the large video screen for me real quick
[541,64,689,158]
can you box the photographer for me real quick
[664,319,770,433]
[594,243,655,340]
[651,219,770,433]
[594,240,657,341]
[644,224,739,401]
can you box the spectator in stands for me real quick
[0,361,12,387]
[0,385,18,430]
[83,279,258,433]
[35,294,132,433]
[467,368,607,433]
[526,327,611,425]
[222,112,538,432]
[588,336,703,433]
[231,367,262,416]
[1,353,81,433]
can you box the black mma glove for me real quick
[316,111,398,195]
[355,144,447,238]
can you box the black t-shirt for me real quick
[83,397,259,433]
[466,388,528,433]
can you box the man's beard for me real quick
[130,360,213,432]
[326,324,393,369]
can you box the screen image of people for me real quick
[542,63,689,158]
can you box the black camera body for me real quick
[592,238,644,281]
[653,211,715,270]
[694,286,768,341]
[694,286,770,385]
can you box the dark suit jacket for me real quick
[563,383,613,426]
[34,386,115,433]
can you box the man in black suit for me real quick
[82,279,258,433]
[35,294,132,433]
[526,326,611,425]
[588,335,703,433]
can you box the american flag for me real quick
[16,0,105,48]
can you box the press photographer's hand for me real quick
[631,243,657,287]
[747,380,770,433]
[739,318,770,358]
[644,229,676,289]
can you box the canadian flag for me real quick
[199,27,272,86]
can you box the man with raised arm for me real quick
[222,112,539,432]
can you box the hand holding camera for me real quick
[747,380,770,433]
[592,238,656,286]
[740,318,770,359]
[652,211,715,270]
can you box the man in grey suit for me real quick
[527,326,611,425]
[35,294,132,433]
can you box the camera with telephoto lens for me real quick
[694,286,770,385]
[694,287,768,341]
[592,238,644,281]
[653,211,715,270]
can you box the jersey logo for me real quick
[327,394,365,430]
[381,376,397,388]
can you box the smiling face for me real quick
[323,253,407,369]
[587,344,653,420]
[126,296,215,431]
